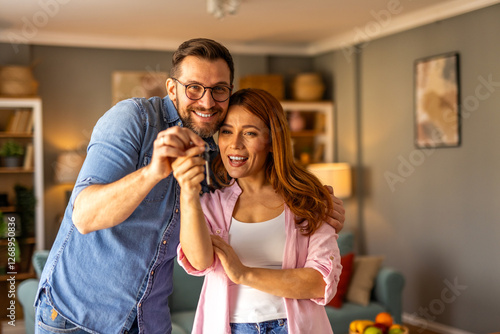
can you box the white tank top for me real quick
[228,210,287,323]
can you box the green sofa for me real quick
[17,231,404,334]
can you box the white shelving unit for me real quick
[0,97,44,251]
[280,100,334,164]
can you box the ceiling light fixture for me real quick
[207,0,240,19]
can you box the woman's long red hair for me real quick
[212,88,333,235]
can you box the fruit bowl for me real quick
[349,313,409,334]
[349,326,409,334]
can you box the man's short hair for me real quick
[171,38,234,85]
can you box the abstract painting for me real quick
[415,53,460,148]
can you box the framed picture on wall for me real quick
[414,52,460,148]
[111,71,168,106]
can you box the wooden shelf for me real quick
[0,272,37,281]
[280,101,334,163]
[0,167,34,173]
[290,130,323,137]
[0,237,36,246]
[0,206,16,212]
[0,132,33,138]
[0,97,44,254]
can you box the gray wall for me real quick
[320,4,500,333]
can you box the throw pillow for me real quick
[346,255,384,306]
[327,252,355,308]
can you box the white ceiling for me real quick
[0,0,499,55]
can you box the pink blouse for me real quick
[177,181,342,334]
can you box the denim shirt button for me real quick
[175,208,179,213]
[151,270,154,275]
[162,240,167,245]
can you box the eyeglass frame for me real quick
[172,78,233,103]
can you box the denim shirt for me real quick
[36,96,217,334]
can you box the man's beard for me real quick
[176,102,223,138]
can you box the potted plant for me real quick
[0,140,24,168]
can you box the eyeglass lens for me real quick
[185,83,231,102]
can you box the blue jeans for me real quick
[36,291,140,334]
[35,291,90,334]
[230,319,288,334]
[35,291,140,334]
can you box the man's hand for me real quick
[148,126,206,182]
[73,126,205,234]
[324,185,345,233]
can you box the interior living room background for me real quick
[0,2,499,333]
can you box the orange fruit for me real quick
[389,324,404,330]
[375,312,393,328]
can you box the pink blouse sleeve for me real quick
[177,244,219,276]
[304,224,342,305]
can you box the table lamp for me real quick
[307,163,352,199]
[54,151,84,184]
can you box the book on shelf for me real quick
[5,109,33,133]
[25,110,34,133]
[5,111,19,132]
[23,143,34,169]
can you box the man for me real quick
[35,38,345,334]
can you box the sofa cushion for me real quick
[33,250,50,278]
[171,310,197,334]
[337,231,354,255]
[327,252,354,308]
[326,301,386,334]
[171,260,204,313]
[346,255,384,306]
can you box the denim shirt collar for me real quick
[162,96,181,124]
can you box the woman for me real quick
[172,88,341,334]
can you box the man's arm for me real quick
[72,126,205,234]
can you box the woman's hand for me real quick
[172,145,207,195]
[211,235,248,284]
[211,235,325,299]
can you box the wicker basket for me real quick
[291,72,325,101]
[0,65,38,97]
[239,74,284,100]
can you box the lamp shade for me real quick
[307,163,352,199]
[54,151,84,184]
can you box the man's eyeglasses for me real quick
[172,78,232,103]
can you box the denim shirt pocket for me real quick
[142,154,171,203]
